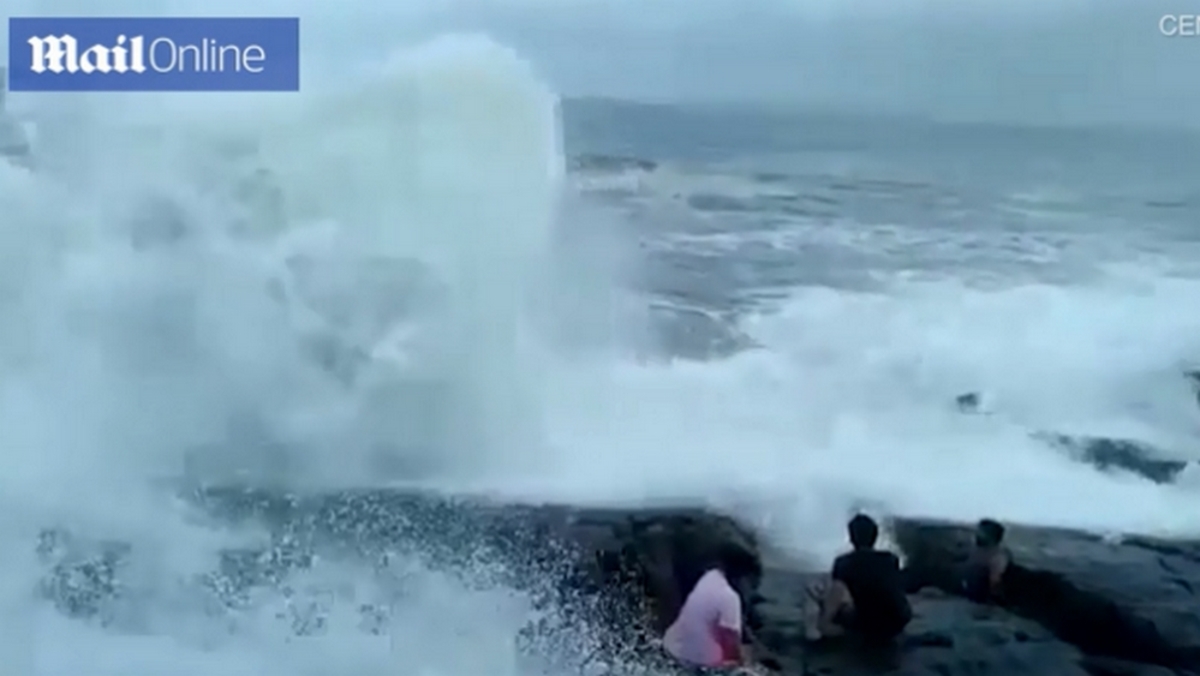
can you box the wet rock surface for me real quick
[895,519,1200,676]
[767,588,1098,676]
[953,385,1199,486]
[1035,433,1194,486]
[36,488,1200,675]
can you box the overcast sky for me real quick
[8,0,1200,128]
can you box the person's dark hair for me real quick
[976,519,1005,547]
[847,514,879,550]
[713,541,761,581]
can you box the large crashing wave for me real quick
[1,35,565,508]
[0,36,578,669]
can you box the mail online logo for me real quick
[8,17,299,91]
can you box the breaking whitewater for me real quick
[1,36,1199,676]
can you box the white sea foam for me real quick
[0,31,569,676]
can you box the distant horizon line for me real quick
[561,94,1200,136]
[2,67,1194,136]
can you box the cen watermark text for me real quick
[1160,15,1200,36]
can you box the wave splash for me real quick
[0,34,583,676]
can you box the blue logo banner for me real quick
[8,17,299,92]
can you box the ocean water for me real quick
[2,32,1200,676]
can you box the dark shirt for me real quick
[832,549,912,634]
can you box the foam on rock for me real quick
[35,488,1200,675]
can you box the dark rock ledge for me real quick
[37,488,1200,675]
[892,520,1200,676]
[954,385,1199,486]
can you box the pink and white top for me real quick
[663,568,743,667]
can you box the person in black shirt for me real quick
[810,514,912,642]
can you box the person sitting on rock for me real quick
[663,541,762,671]
[809,514,912,643]
[963,518,1010,603]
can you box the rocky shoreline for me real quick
[36,488,1200,675]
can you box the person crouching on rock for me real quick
[663,541,762,672]
[963,518,1010,603]
[808,514,912,644]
